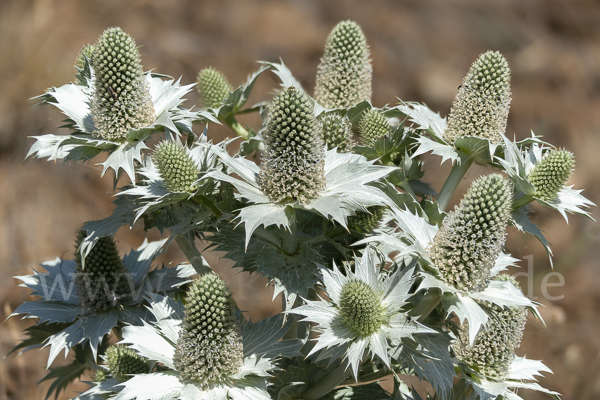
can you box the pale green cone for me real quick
[428,174,512,291]
[173,273,243,385]
[445,51,511,144]
[315,20,372,109]
[75,44,95,85]
[90,27,155,140]
[197,67,233,109]
[348,206,385,233]
[339,279,386,336]
[73,230,131,312]
[153,141,200,193]
[319,113,354,152]
[258,86,325,204]
[106,345,149,382]
[529,149,574,201]
[358,109,390,147]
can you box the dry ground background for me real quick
[1,0,599,399]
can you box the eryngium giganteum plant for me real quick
[12,19,591,400]
[90,27,155,140]
[315,20,372,109]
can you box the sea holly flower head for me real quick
[197,67,233,109]
[315,20,372,109]
[153,140,201,194]
[359,109,391,147]
[319,112,354,152]
[106,345,150,382]
[444,51,511,144]
[348,206,385,234]
[74,43,95,85]
[528,148,575,201]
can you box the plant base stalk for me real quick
[436,156,474,211]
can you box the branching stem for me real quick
[224,114,250,140]
[436,156,474,211]
[175,234,212,275]
[512,194,534,210]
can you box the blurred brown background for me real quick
[1,0,599,399]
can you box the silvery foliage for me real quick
[10,23,592,400]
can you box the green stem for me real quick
[224,114,250,140]
[191,194,222,217]
[409,288,442,322]
[235,104,265,115]
[252,227,283,248]
[436,156,474,211]
[399,180,418,201]
[175,234,212,275]
[302,362,352,399]
[512,194,534,210]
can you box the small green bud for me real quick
[429,174,512,291]
[319,113,354,152]
[358,109,390,147]
[493,273,521,290]
[454,304,527,378]
[90,27,155,140]
[153,141,200,193]
[315,20,372,109]
[528,149,574,201]
[75,44,95,85]
[339,280,386,336]
[106,345,149,382]
[445,51,511,144]
[94,368,106,383]
[348,206,385,233]
[173,273,243,386]
[258,87,325,204]
[74,231,131,312]
[197,67,233,109]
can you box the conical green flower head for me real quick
[348,206,385,233]
[454,304,527,378]
[445,51,511,144]
[359,109,390,147]
[173,273,243,385]
[529,149,574,201]
[75,44,95,85]
[197,67,233,109]
[153,141,199,193]
[429,174,512,291]
[73,231,131,312]
[106,345,149,382]
[94,368,106,383]
[339,280,386,336]
[90,27,155,140]
[319,113,354,152]
[315,20,372,109]
[258,87,325,204]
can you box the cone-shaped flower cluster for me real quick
[90,27,155,140]
[75,44,95,72]
[445,51,511,144]
[348,206,385,233]
[197,67,233,109]
[173,273,243,386]
[319,113,354,152]
[106,345,149,382]
[153,141,200,193]
[428,174,512,291]
[314,20,372,109]
[454,275,527,378]
[258,87,325,204]
[529,149,574,201]
[339,279,386,336]
[359,109,390,147]
[74,231,131,312]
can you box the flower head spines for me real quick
[90,27,155,140]
[429,174,513,291]
[445,51,511,144]
[358,109,390,147]
[153,141,199,193]
[315,20,372,109]
[197,67,233,109]
[173,273,243,386]
[75,44,95,84]
[529,149,574,201]
[454,304,527,378]
[106,345,149,382]
[258,87,325,204]
[73,231,131,312]
[319,113,354,152]
[349,206,385,233]
[339,280,386,336]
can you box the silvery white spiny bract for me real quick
[11,20,592,400]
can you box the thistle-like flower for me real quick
[197,67,233,109]
[258,86,325,204]
[90,27,155,140]
[173,273,243,385]
[348,206,385,233]
[106,345,150,382]
[315,20,372,109]
[444,51,511,144]
[153,141,200,193]
[428,174,512,291]
[358,109,390,147]
[74,230,131,313]
[319,113,354,152]
[528,149,574,201]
